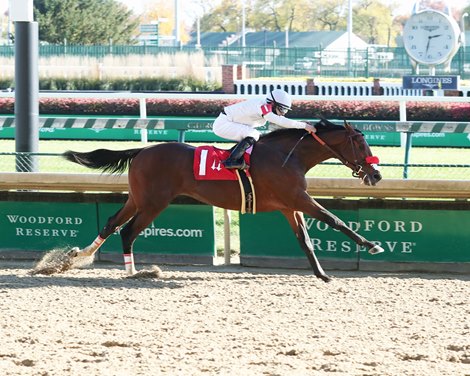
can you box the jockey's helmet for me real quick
[267,89,292,115]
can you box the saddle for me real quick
[193,146,256,214]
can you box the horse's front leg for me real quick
[302,194,384,255]
[281,209,331,282]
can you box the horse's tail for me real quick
[63,148,143,174]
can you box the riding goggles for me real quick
[276,104,290,115]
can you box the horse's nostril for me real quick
[374,173,382,182]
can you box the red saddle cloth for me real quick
[193,146,251,180]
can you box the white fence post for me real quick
[139,98,148,143]
[224,209,231,265]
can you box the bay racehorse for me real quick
[64,119,383,282]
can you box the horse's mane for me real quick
[259,120,346,142]
[259,127,305,142]
[314,120,347,133]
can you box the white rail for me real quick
[0,173,469,199]
[234,79,470,97]
[2,91,469,102]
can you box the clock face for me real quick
[403,10,460,65]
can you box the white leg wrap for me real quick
[369,244,385,255]
[124,253,136,275]
[79,235,105,257]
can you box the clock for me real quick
[403,9,460,66]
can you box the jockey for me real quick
[213,89,316,169]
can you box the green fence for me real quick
[1,191,469,273]
[240,199,470,273]
[1,116,470,147]
[0,44,468,79]
[1,116,470,179]
[0,192,216,264]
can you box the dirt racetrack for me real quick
[0,260,469,376]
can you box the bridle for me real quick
[281,126,379,178]
[310,130,378,179]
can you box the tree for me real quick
[34,0,140,44]
[196,0,403,45]
[251,0,307,31]
[139,4,173,37]
[198,0,350,33]
[311,0,348,31]
[198,0,241,33]
[353,0,398,46]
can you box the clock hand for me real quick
[426,34,443,53]
[426,36,431,54]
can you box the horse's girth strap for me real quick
[235,170,256,214]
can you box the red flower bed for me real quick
[0,97,467,121]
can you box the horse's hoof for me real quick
[318,274,332,283]
[369,245,385,255]
[67,247,80,257]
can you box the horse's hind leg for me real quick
[70,196,137,258]
[118,206,166,275]
[281,209,331,282]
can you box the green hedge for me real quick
[0,97,468,121]
[0,77,221,92]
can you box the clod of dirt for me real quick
[126,265,163,279]
[30,248,94,275]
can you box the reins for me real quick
[282,130,355,169]
[281,132,310,167]
[310,131,364,177]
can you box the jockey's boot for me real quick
[223,137,256,170]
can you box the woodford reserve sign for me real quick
[1,197,469,272]
[0,200,215,264]
[240,200,470,269]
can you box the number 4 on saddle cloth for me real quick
[193,146,256,214]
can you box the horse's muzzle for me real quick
[363,170,382,186]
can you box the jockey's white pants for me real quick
[212,113,261,142]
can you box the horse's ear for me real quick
[317,115,336,127]
[343,120,354,132]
